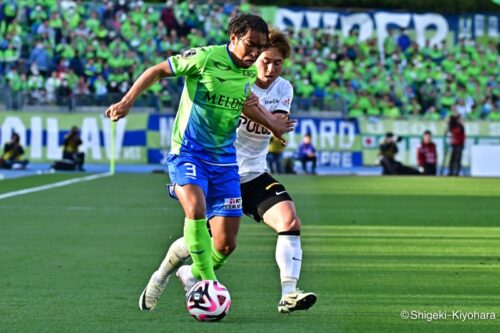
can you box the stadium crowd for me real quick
[0,0,499,120]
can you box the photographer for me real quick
[63,126,85,171]
[0,133,29,169]
[51,126,85,171]
[379,132,420,175]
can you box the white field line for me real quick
[0,173,112,201]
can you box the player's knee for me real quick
[280,215,301,232]
[214,241,236,256]
[182,206,206,220]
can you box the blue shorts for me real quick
[167,154,242,220]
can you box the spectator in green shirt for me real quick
[344,29,359,61]
[30,5,48,27]
[406,98,422,118]
[480,97,496,118]
[486,108,500,121]
[2,0,18,27]
[5,67,22,109]
[384,29,397,58]
[438,87,455,114]
[3,42,18,62]
[419,78,437,111]
[295,79,314,111]
[423,106,442,121]
[383,99,401,118]
[86,11,100,34]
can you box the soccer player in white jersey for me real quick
[234,29,317,313]
[141,29,316,313]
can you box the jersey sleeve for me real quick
[167,47,209,77]
[276,81,293,113]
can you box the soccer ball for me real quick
[186,280,231,322]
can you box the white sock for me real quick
[157,237,190,283]
[281,280,296,296]
[275,234,302,296]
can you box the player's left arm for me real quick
[243,81,295,143]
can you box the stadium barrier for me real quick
[1,112,499,168]
[470,146,500,177]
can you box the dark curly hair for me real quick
[227,14,269,39]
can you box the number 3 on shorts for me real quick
[184,163,197,178]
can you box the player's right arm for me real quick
[105,62,174,122]
[106,47,207,122]
[242,103,295,144]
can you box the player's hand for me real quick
[244,93,259,107]
[105,100,131,122]
[270,113,296,145]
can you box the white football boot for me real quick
[278,290,317,313]
[176,265,199,297]
[139,270,169,311]
[138,237,190,310]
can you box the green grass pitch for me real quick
[1,174,499,332]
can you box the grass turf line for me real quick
[0,174,499,332]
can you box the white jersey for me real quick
[235,76,293,183]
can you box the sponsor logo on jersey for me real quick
[182,48,197,58]
[264,98,280,105]
[203,92,244,110]
[239,116,270,135]
[214,61,231,71]
[282,97,291,107]
[244,82,250,95]
[242,71,256,78]
[224,197,242,210]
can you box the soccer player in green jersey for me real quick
[105,14,295,311]
[143,29,317,314]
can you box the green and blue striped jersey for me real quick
[167,44,257,164]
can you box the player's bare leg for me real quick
[263,200,317,313]
[208,216,241,263]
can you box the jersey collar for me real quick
[225,43,238,69]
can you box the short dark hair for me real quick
[424,130,432,135]
[228,14,269,39]
[449,114,460,128]
[268,29,291,59]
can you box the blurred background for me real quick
[1,3,500,331]
[0,0,498,176]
